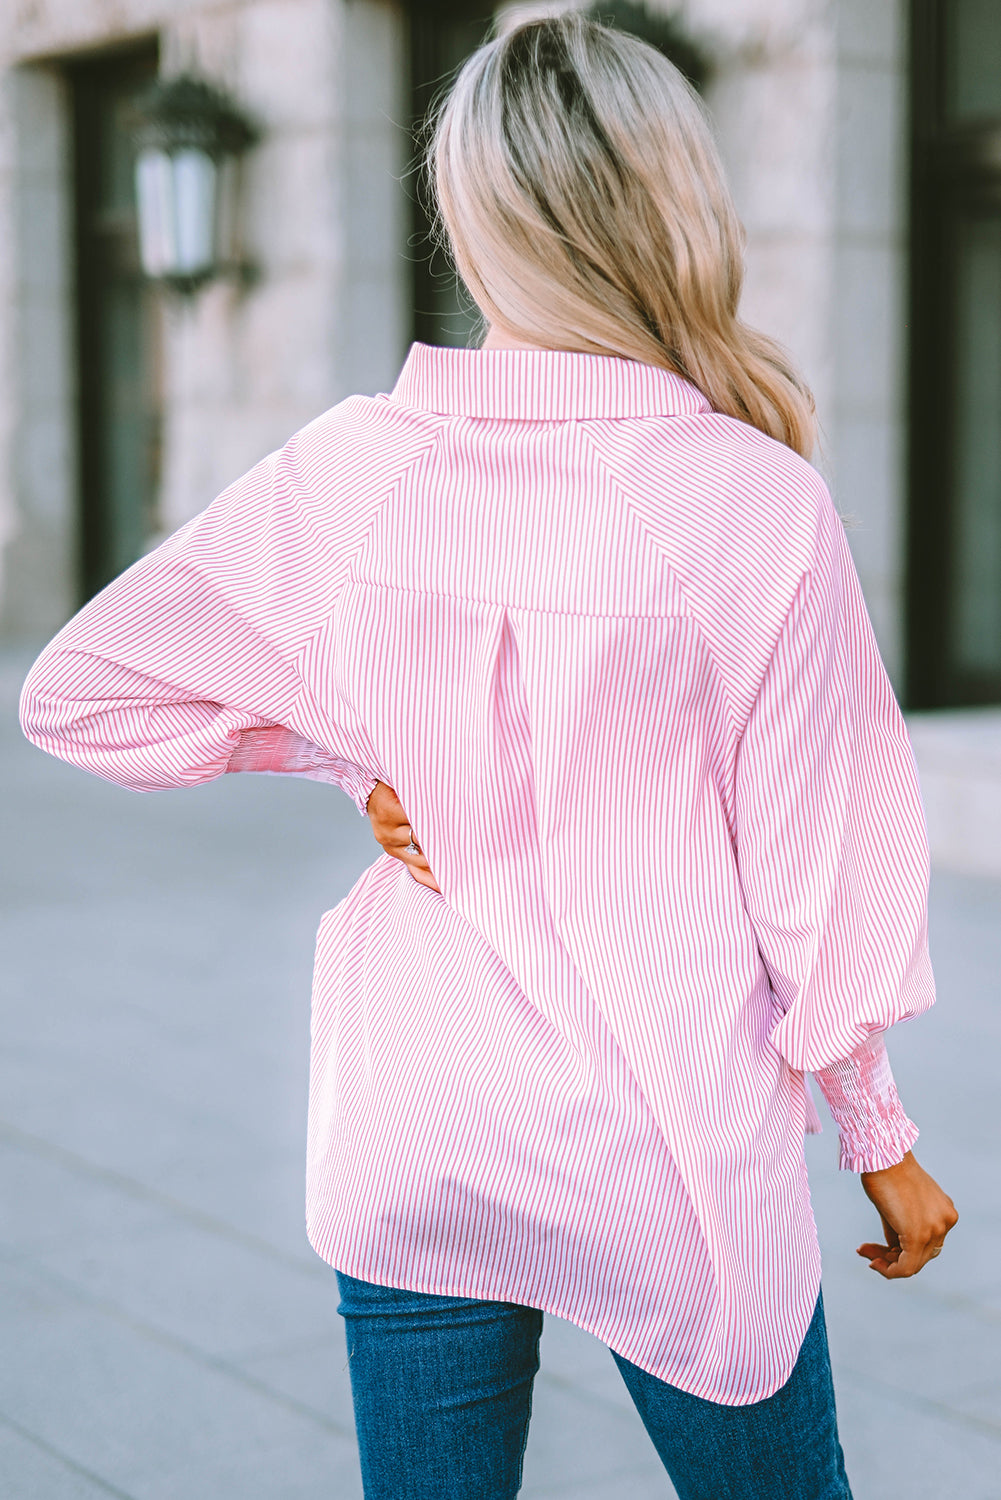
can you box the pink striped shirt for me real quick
[20,344,933,1403]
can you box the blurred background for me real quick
[1,1,999,1497]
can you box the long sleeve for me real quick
[733,490,936,1073]
[19,402,383,805]
[812,1035,918,1172]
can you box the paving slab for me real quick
[0,1419,134,1500]
[234,1331,356,1427]
[832,1375,1001,1500]
[30,1219,343,1363]
[0,1259,362,1500]
[520,1366,671,1498]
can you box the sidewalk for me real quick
[2,644,999,1499]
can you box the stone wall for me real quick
[0,0,909,688]
[0,63,77,636]
[0,0,408,635]
[673,0,909,680]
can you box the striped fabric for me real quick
[20,344,934,1404]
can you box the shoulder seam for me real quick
[289,414,447,680]
[578,426,741,737]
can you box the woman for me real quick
[21,15,956,1499]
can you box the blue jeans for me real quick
[335,1272,853,1500]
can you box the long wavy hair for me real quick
[430,13,816,458]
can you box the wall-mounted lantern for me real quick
[133,75,257,294]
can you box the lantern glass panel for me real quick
[173,148,218,275]
[135,148,175,277]
[134,145,219,281]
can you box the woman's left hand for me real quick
[857,1151,958,1278]
[365,781,441,892]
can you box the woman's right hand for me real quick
[858,1151,958,1279]
[365,781,441,892]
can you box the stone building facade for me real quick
[0,0,998,867]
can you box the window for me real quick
[908,0,1001,706]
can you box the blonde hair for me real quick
[430,14,816,458]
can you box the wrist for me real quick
[860,1148,915,1182]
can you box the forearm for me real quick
[812,1033,918,1172]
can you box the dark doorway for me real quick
[70,41,163,604]
[407,3,711,349]
[907,0,1001,706]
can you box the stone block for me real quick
[836,0,904,68]
[17,291,73,407]
[159,397,289,530]
[831,240,904,418]
[338,264,410,398]
[740,235,834,412]
[828,410,905,675]
[836,61,905,239]
[5,1,179,68]
[234,269,339,407]
[244,132,341,273]
[163,8,241,96]
[16,177,70,296]
[9,63,67,181]
[342,0,406,130]
[0,72,20,178]
[17,410,76,524]
[677,0,832,63]
[343,127,409,279]
[830,413,904,580]
[709,57,835,240]
[238,0,338,132]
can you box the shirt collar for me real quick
[388,342,713,422]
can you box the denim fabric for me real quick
[335,1273,853,1500]
[610,1293,853,1500]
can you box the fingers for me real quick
[856,1237,949,1279]
[364,784,443,893]
[390,830,438,884]
[877,1244,941,1279]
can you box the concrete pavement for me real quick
[2,643,999,1498]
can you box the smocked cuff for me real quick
[226,726,378,815]
[812,1034,919,1173]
